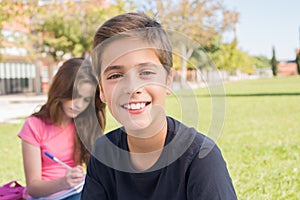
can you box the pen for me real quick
[45,151,72,169]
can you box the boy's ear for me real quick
[98,83,107,103]
[166,69,174,95]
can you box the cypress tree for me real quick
[296,50,300,75]
[271,46,278,76]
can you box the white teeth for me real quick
[123,102,147,110]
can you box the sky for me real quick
[224,0,300,61]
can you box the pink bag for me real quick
[0,181,25,200]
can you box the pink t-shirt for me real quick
[18,116,76,180]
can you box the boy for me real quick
[81,12,237,199]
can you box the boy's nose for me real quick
[122,74,143,95]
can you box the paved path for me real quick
[0,93,47,124]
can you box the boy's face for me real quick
[99,38,172,136]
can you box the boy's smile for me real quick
[99,38,172,137]
[121,101,151,114]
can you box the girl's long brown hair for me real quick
[33,57,105,164]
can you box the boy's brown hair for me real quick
[91,12,173,79]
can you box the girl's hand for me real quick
[63,165,84,189]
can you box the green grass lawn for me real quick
[1,76,299,199]
[0,123,24,184]
[219,77,300,200]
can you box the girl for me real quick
[18,58,105,199]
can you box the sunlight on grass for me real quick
[1,76,299,199]
[0,123,24,184]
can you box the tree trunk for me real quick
[180,44,194,88]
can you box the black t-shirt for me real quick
[81,117,237,200]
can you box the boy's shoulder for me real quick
[158,117,217,166]
[166,116,215,148]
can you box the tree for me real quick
[296,50,300,75]
[27,0,131,81]
[271,46,278,76]
[0,1,38,61]
[254,55,272,69]
[30,1,125,61]
[202,37,255,74]
[0,1,14,42]
[140,0,239,85]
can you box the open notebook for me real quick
[41,180,84,200]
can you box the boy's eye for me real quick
[140,71,155,76]
[107,73,123,80]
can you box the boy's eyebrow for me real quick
[102,65,123,75]
[102,62,161,75]
[137,62,160,68]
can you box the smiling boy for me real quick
[81,12,237,200]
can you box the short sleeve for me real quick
[18,116,43,147]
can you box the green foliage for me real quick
[30,1,127,61]
[0,2,42,60]
[0,1,29,28]
[0,1,9,28]
[187,38,256,74]
[188,47,212,70]
[254,55,272,69]
[202,38,221,54]
[141,0,240,81]
[208,40,255,74]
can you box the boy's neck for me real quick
[126,117,168,153]
[126,119,168,171]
